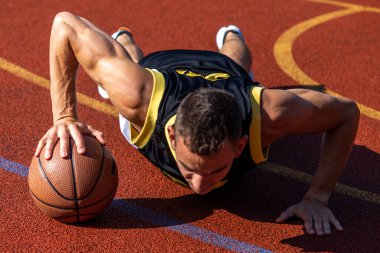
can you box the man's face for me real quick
[168,126,247,195]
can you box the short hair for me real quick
[175,88,243,156]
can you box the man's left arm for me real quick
[261,88,360,236]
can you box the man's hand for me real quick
[34,119,106,160]
[276,198,343,236]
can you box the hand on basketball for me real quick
[34,119,106,159]
[276,198,343,236]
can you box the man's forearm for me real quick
[51,74,78,123]
[50,16,79,124]
[304,106,360,203]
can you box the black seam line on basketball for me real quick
[111,159,116,175]
[77,140,105,200]
[29,183,118,210]
[70,139,80,223]
[29,190,76,210]
[37,156,75,201]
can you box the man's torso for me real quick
[119,50,268,188]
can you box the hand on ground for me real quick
[276,198,343,236]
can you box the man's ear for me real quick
[167,125,176,150]
[234,135,248,158]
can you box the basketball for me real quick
[28,135,118,223]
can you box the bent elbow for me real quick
[340,99,360,134]
[54,11,75,21]
[346,100,360,124]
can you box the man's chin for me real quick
[191,186,213,195]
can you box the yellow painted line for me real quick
[307,0,380,13]
[0,57,118,118]
[259,162,380,205]
[1,56,379,205]
[274,2,380,121]
[0,57,50,89]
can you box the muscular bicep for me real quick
[77,20,149,90]
[52,12,152,128]
[261,88,356,145]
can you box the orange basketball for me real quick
[28,135,118,223]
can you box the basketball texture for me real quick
[28,135,118,223]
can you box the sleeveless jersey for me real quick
[119,50,268,188]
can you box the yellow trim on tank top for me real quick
[249,86,269,163]
[164,115,177,159]
[162,170,191,188]
[129,68,165,148]
[164,115,227,190]
[176,69,230,81]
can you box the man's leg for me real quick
[218,28,252,74]
[114,31,144,63]
[98,29,145,99]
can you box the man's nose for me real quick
[190,174,210,195]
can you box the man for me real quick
[34,12,360,236]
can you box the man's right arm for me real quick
[35,12,152,159]
[34,18,105,159]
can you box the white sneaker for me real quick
[216,25,245,51]
[216,25,254,80]
[111,27,133,40]
[98,86,110,99]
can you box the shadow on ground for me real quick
[83,128,380,252]
[265,132,380,252]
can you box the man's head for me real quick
[167,88,248,194]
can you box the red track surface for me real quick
[1,0,380,252]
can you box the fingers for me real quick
[69,124,86,154]
[35,129,54,158]
[35,137,47,157]
[68,123,107,154]
[69,124,106,153]
[87,125,106,145]
[307,212,343,236]
[35,125,68,159]
[58,125,69,158]
[305,216,329,236]
[313,216,323,236]
[322,215,331,235]
[35,122,105,159]
[278,200,343,236]
[329,213,343,231]
[304,217,316,235]
[44,135,59,160]
[276,206,295,223]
